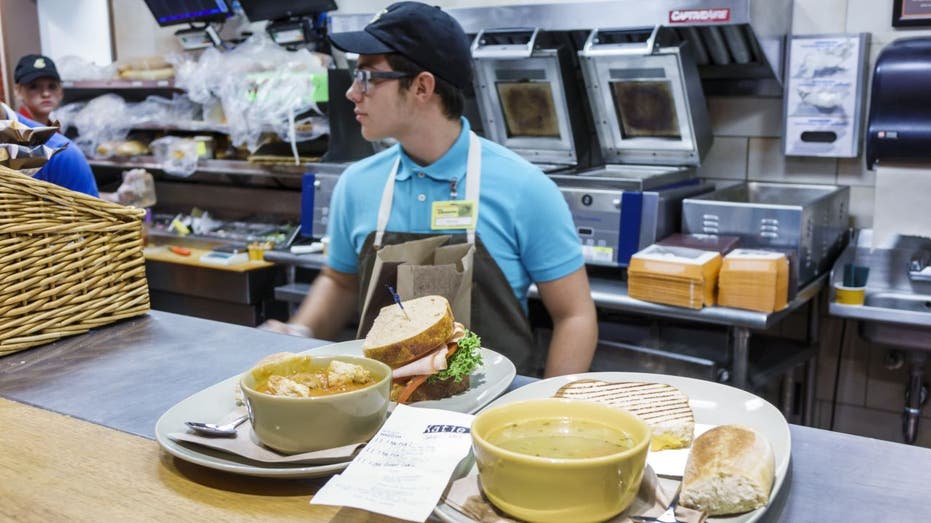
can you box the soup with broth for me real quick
[488,418,635,459]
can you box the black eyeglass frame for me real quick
[351,69,415,93]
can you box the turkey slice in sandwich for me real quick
[362,295,482,403]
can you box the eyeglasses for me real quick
[351,69,414,94]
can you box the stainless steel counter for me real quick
[264,250,826,399]
[0,310,928,522]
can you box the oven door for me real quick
[473,52,578,165]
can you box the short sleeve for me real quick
[516,174,584,283]
[325,172,360,274]
[36,145,100,197]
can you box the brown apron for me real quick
[354,132,537,374]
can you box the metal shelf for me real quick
[62,79,179,90]
[87,157,349,178]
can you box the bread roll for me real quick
[363,295,453,367]
[679,424,775,516]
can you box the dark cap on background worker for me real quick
[14,54,63,126]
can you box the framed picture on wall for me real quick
[893,0,931,27]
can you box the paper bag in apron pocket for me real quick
[396,241,473,326]
[357,235,474,337]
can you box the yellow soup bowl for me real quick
[471,398,651,523]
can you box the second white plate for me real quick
[433,371,791,523]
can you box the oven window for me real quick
[495,81,561,138]
[610,80,681,139]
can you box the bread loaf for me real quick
[362,295,453,367]
[679,424,775,516]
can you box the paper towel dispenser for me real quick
[866,37,931,169]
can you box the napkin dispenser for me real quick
[866,37,931,169]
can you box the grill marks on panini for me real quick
[555,380,693,423]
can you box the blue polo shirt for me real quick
[327,117,584,307]
[16,114,99,197]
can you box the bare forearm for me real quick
[543,313,598,377]
[289,269,358,340]
[537,267,599,378]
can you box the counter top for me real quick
[2,311,928,522]
[263,250,825,330]
[144,245,274,273]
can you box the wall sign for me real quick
[783,33,871,158]
[893,0,931,27]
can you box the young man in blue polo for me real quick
[264,1,597,377]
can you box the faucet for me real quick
[908,255,931,282]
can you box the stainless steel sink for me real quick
[865,292,931,314]
[829,229,931,443]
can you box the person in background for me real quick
[14,54,62,126]
[262,1,598,378]
[4,54,99,197]
[6,107,100,197]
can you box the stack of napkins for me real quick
[628,245,722,310]
[718,249,789,313]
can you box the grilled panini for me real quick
[554,379,695,451]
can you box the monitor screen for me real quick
[239,0,338,22]
[144,0,231,27]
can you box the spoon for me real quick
[185,414,249,437]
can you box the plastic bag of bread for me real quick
[679,424,775,516]
[96,140,149,158]
[117,56,174,81]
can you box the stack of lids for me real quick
[718,249,789,313]
[628,245,722,310]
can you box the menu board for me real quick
[894,0,931,27]
[783,34,870,158]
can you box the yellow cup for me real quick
[248,241,271,261]
[835,284,866,305]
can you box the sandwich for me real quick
[362,295,482,403]
[554,379,695,451]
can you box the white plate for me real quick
[154,340,516,478]
[433,372,791,523]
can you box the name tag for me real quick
[431,200,476,230]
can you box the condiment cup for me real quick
[240,354,391,454]
[471,398,652,523]
[834,283,866,306]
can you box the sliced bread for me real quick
[363,295,454,367]
[554,379,695,451]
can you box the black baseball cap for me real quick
[15,54,60,85]
[328,1,472,90]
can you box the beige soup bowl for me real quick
[471,398,651,523]
[240,354,391,454]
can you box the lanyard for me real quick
[374,131,482,247]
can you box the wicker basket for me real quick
[0,165,149,355]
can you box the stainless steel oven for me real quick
[471,28,596,172]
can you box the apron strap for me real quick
[374,131,482,248]
[465,131,481,245]
[374,156,401,248]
